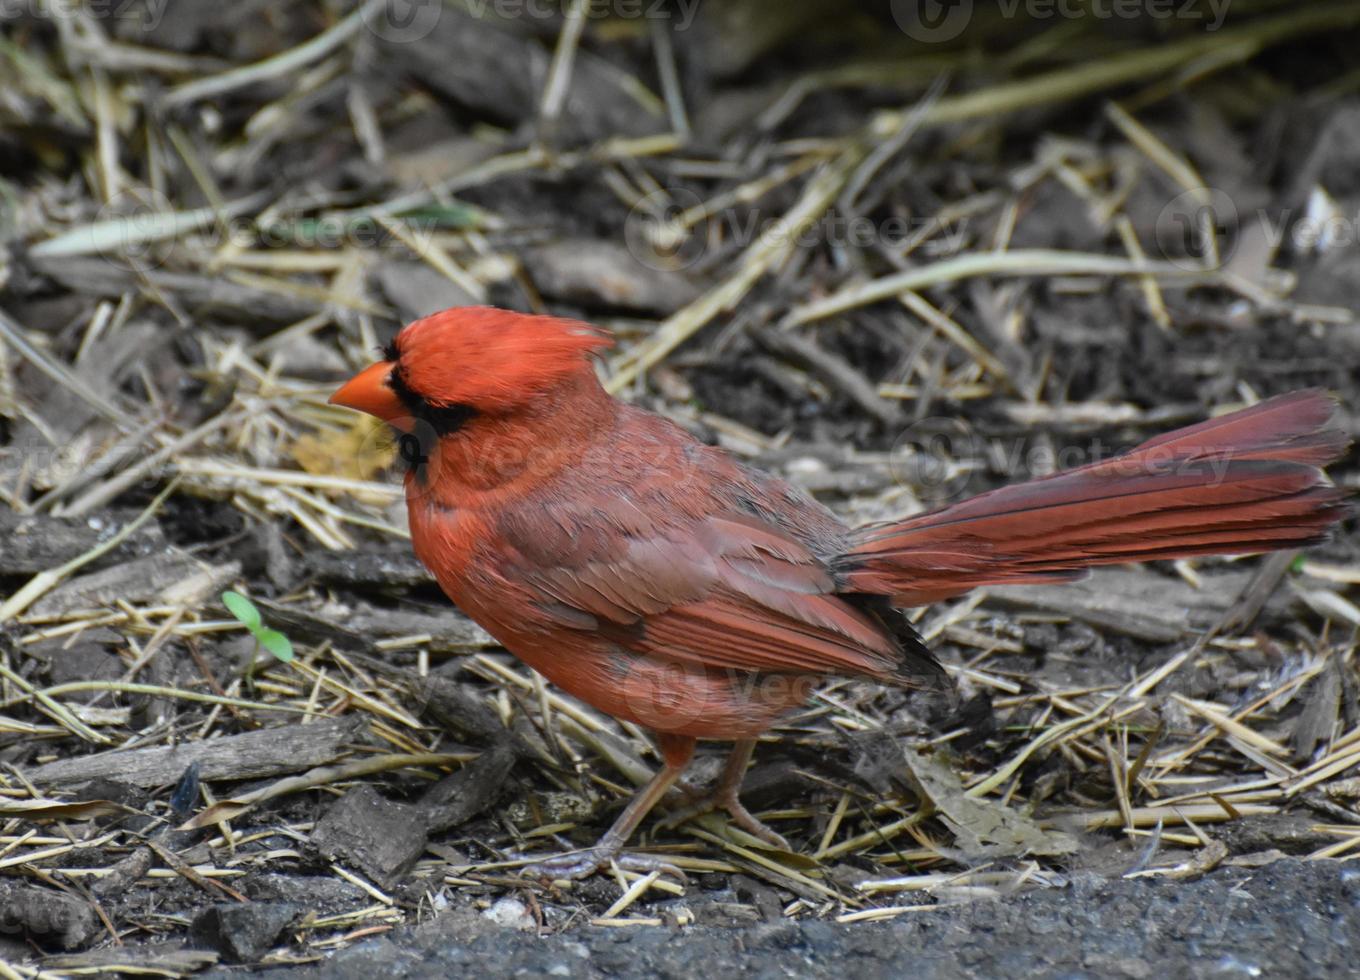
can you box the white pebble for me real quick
[482,897,534,931]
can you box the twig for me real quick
[163,0,384,106]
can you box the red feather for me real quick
[332,308,1352,875]
[840,390,1349,605]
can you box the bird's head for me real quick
[329,306,613,436]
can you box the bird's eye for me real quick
[421,403,477,436]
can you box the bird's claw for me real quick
[521,847,686,883]
[659,792,791,851]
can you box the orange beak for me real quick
[329,361,411,431]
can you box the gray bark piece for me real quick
[26,715,368,788]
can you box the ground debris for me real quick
[375,4,663,144]
[374,260,480,324]
[523,239,703,315]
[302,548,433,591]
[44,944,221,975]
[420,740,517,833]
[985,567,1261,642]
[311,783,429,890]
[28,552,239,617]
[198,861,1360,980]
[900,745,1080,859]
[0,881,95,950]
[190,902,303,964]
[26,256,324,325]
[482,896,536,931]
[26,715,368,788]
[1,0,1358,967]
[0,509,166,574]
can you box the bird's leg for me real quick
[523,733,694,881]
[658,738,790,850]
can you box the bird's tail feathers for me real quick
[838,390,1351,605]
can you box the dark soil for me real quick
[197,860,1360,979]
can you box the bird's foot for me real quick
[521,846,685,882]
[659,789,790,850]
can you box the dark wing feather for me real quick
[510,508,940,685]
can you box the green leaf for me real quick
[393,202,486,229]
[257,629,294,663]
[1290,554,1307,574]
[222,591,261,630]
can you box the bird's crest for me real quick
[390,306,612,413]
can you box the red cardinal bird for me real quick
[331,306,1349,878]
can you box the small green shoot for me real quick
[222,590,294,663]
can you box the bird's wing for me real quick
[504,506,939,685]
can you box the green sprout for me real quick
[222,590,294,663]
